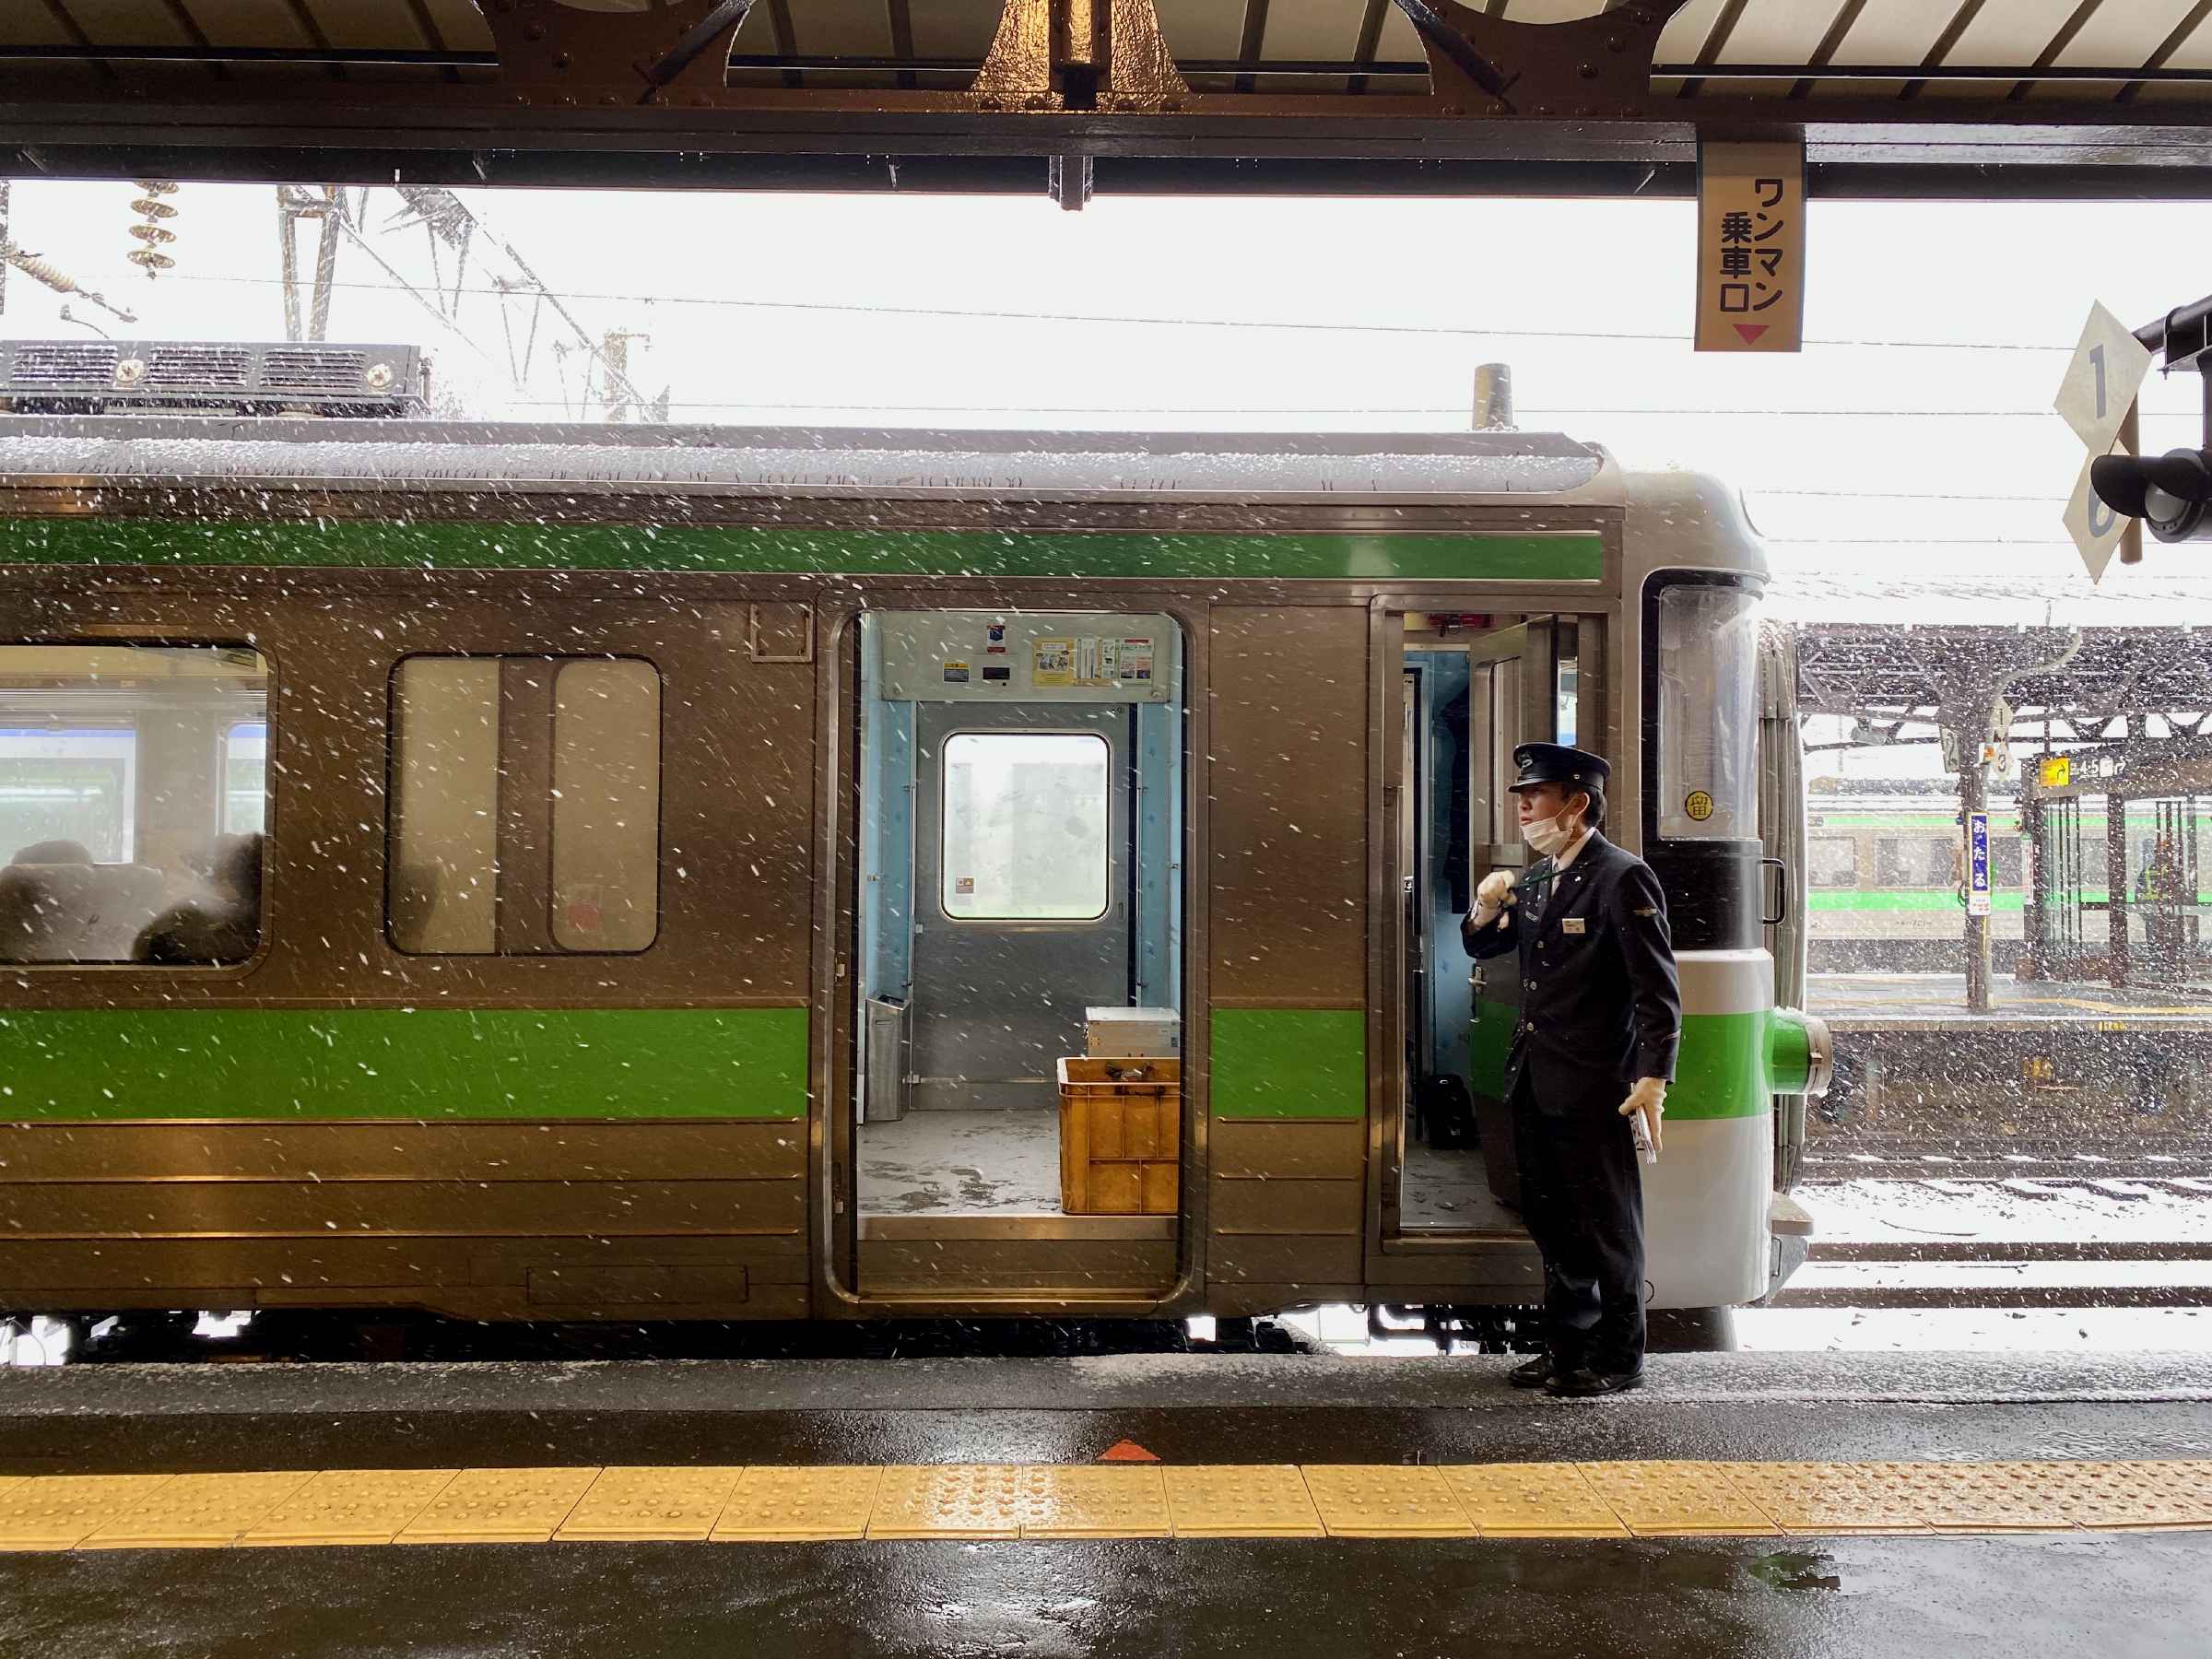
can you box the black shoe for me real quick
[1545,1364,1644,1398]
[1507,1354,1557,1390]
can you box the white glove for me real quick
[1618,1077,1666,1159]
[1471,870,1515,929]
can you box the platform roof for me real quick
[3,1,2211,197]
[1794,622,2212,741]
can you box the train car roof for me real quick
[0,417,1617,505]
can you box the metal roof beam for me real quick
[4,0,2212,198]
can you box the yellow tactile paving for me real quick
[1881,1462,2088,1534]
[2054,1462,2212,1532]
[557,1466,747,1544]
[241,1469,460,1547]
[868,1465,1030,1538]
[1578,1461,1781,1537]
[1718,1463,1932,1536]
[393,1466,599,1546]
[712,1466,882,1542]
[0,1475,177,1552]
[1300,1465,1476,1538]
[1018,1466,1171,1539]
[9,1460,2212,1547]
[1441,1463,1630,1537]
[1163,1465,1325,1538]
[80,1471,316,1550]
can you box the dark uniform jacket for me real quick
[1464,832,1682,1118]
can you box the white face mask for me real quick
[1521,807,1579,858]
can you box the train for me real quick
[1803,790,2212,976]
[0,417,1830,1330]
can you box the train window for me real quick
[1993,837,2025,889]
[0,644,267,966]
[1876,836,1959,889]
[940,731,1110,921]
[1808,837,1859,888]
[1653,580,1758,841]
[390,658,501,953]
[389,655,662,955]
[550,659,661,951]
[223,721,268,835]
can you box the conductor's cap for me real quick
[1509,742,1611,794]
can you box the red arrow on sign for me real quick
[1735,324,1769,344]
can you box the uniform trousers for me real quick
[1510,1076,1648,1371]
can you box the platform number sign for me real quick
[2055,302,2153,582]
[1967,811,1991,918]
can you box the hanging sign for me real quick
[1967,811,1992,917]
[1694,139,1805,353]
[2054,301,2152,582]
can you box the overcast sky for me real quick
[5,180,2210,621]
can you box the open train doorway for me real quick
[1387,611,1600,1236]
[850,611,1184,1298]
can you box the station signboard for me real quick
[1967,811,1992,917]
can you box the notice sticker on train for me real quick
[1685,791,1715,822]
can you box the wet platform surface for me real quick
[0,1351,2206,1657]
[1810,972,2212,1026]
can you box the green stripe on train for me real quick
[0,1006,807,1121]
[1211,1007,1365,1119]
[1811,890,2030,912]
[1465,1009,1772,1122]
[0,519,1604,582]
[1813,889,2206,911]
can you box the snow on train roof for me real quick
[0,418,1609,502]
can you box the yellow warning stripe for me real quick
[0,1460,2205,1548]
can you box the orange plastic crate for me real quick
[1056,1056,1181,1215]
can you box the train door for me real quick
[849,610,1184,1300]
[1385,612,1580,1236]
[908,702,1133,1112]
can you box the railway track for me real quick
[1780,1145,2212,1309]
[1798,1150,2212,1185]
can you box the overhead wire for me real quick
[460,394,2200,421]
[146,268,2079,353]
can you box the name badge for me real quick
[1561,917,1586,935]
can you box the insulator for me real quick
[5,250,71,289]
[127,179,181,277]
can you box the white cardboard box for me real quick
[1085,1006,1182,1057]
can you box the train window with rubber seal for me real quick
[1808,836,1859,888]
[1876,836,1957,890]
[388,654,662,955]
[939,730,1111,922]
[0,642,268,967]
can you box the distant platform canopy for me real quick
[2,1,2210,197]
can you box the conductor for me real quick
[1464,743,1681,1397]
